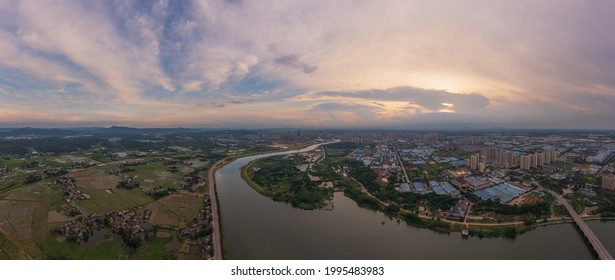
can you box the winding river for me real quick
[216,143,615,259]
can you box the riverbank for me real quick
[241,160,266,195]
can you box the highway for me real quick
[547,189,613,260]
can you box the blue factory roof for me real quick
[439,181,458,193]
[432,186,446,195]
[473,183,527,204]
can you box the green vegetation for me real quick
[149,187,178,199]
[473,199,550,216]
[553,203,571,217]
[324,142,362,150]
[117,179,139,189]
[468,225,526,239]
[132,237,176,260]
[539,177,566,194]
[593,190,615,217]
[245,155,333,210]
[24,173,42,184]
[564,194,586,214]
[343,185,382,211]
[242,145,279,154]
[42,233,123,260]
[398,212,451,232]
[0,157,27,169]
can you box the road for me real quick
[392,145,410,183]
[207,158,227,260]
[545,188,613,260]
[463,203,473,224]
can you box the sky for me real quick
[1,0,614,129]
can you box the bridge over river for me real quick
[546,189,613,260]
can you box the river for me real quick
[216,143,615,259]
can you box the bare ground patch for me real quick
[144,201,179,228]
[75,175,119,189]
[47,211,71,224]
[157,193,203,226]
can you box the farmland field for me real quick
[42,232,124,260]
[0,231,30,259]
[124,161,186,190]
[74,175,119,189]
[145,201,180,227]
[0,148,217,259]
[75,188,153,214]
[157,193,204,226]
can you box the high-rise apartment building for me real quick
[537,152,545,166]
[469,154,479,170]
[520,155,530,170]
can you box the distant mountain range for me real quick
[0,126,613,137]
[0,126,200,137]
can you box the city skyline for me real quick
[1,1,615,129]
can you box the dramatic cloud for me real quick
[274,54,318,74]
[0,0,614,128]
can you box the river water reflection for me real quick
[216,144,614,259]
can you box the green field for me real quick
[132,236,176,260]
[86,154,112,163]
[0,156,73,169]
[125,161,186,190]
[76,188,153,214]
[42,233,123,260]
[36,157,73,168]
[0,158,28,169]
